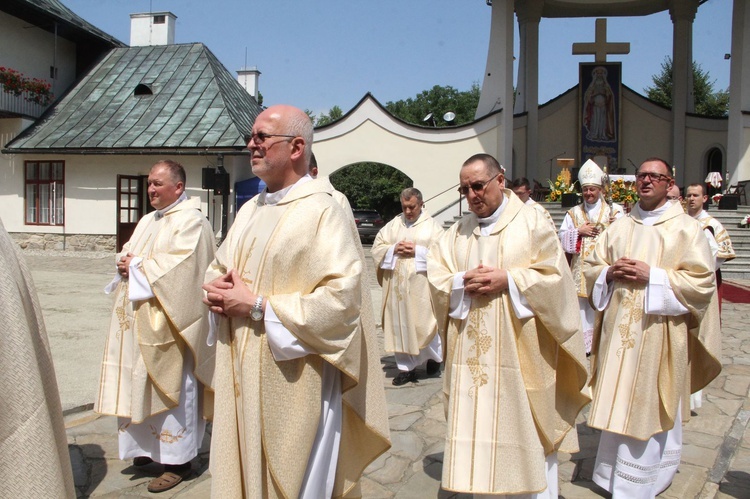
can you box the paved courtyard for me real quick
[21,248,750,498]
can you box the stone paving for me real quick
[21,248,750,498]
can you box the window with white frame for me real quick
[25,161,64,225]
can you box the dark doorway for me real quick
[116,175,149,251]
[705,148,723,198]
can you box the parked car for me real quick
[353,209,385,243]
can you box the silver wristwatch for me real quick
[250,295,264,322]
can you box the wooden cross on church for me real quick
[572,18,630,62]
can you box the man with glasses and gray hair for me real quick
[202,105,390,498]
[427,153,589,496]
[583,157,721,497]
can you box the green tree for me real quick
[330,163,411,220]
[645,56,729,117]
[312,105,344,126]
[385,83,481,126]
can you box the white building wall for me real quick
[313,97,504,225]
[0,154,224,237]
[0,11,77,95]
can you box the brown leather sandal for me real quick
[147,471,186,493]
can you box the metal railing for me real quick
[0,87,48,118]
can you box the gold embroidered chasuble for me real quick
[427,193,589,495]
[96,197,216,423]
[0,219,75,498]
[583,202,722,440]
[566,202,622,297]
[371,212,444,355]
[697,211,736,261]
[528,199,556,230]
[206,179,390,499]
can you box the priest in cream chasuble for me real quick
[558,159,623,354]
[202,104,389,499]
[205,178,390,498]
[427,154,589,496]
[96,161,216,479]
[583,158,721,497]
[0,218,75,498]
[372,188,444,384]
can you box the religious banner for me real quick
[579,62,622,172]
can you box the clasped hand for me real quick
[607,258,650,284]
[202,269,255,317]
[117,252,135,278]
[395,240,415,257]
[578,222,600,238]
[463,264,508,297]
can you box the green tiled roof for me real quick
[5,44,262,153]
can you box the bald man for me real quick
[203,105,390,498]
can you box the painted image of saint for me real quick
[583,66,616,142]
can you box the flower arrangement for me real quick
[740,215,750,228]
[609,178,639,205]
[0,67,25,95]
[0,67,53,106]
[712,193,723,205]
[545,171,578,202]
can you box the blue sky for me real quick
[63,0,732,118]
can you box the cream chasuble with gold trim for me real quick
[427,192,589,495]
[696,210,736,264]
[96,197,216,424]
[372,212,444,356]
[560,200,623,298]
[526,198,556,230]
[206,179,390,499]
[583,202,722,440]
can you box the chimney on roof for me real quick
[130,12,177,46]
[237,67,261,101]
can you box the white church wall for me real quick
[511,118,527,180]
[315,119,498,225]
[537,92,578,183]
[620,96,671,171]
[0,11,77,93]
[684,118,729,186]
[312,97,505,224]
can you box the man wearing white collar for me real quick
[202,105,390,498]
[558,159,623,354]
[96,160,216,493]
[372,188,444,386]
[427,153,589,497]
[583,157,721,497]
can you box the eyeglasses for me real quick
[457,173,500,196]
[247,132,297,144]
[635,172,672,183]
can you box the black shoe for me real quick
[133,456,153,467]
[426,359,441,376]
[392,370,418,386]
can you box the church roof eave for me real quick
[538,0,670,18]
[315,92,501,132]
[3,0,125,48]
